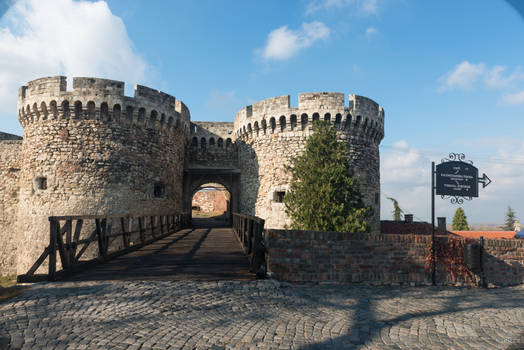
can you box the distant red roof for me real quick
[381,220,452,236]
[451,231,516,239]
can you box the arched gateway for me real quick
[2,76,384,277]
[184,122,240,223]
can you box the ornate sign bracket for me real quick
[439,195,472,205]
[429,152,492,286]
[440,152,473,165]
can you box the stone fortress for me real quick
[0,76,384,276]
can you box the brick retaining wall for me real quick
[483,238,524,285]
[265,229,524,286]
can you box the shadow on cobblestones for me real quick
[1,281,523,349]
[292,286,524,349]
[11,283,112,299]
[505,332,524,350]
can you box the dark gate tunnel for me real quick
[183,168,240,226]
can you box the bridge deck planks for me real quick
[65,219,254,281]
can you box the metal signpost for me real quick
[430,153,491,285]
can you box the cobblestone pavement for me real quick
[1,281,523,350]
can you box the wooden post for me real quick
[56,223,70,271]
[248,219,254,254]
[121,217,129,248]
[72,219,83,263]
[138,217,145,242]
[65,219,72,264]
[128,217,133,245]
[49,218,58,281]
[150,216,155,237]
[95,219,102,257]
[244,218,249,249]
[96,218,108,259]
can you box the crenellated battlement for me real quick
[233,92,384,145]
[2,78,387,276]
[298,92,345,109]
[17,76,190,135]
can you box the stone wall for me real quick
[0,141,22,275]
[265,230,524,286]
[15,76,189,274]
[192,189,229,213]
[234,93,384,231]
[2,80,388,276]
[483,239,524,285]
[187,122,237,169]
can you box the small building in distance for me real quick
[452,231,516,239]
[380,215,454,236]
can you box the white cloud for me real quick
[306,0,378,16]
[380,142,431,221]
[439,62,524,95]
[485,66,510,89]
[261,21,330,61]
[484,65,524,89]
[381,141,428,186]
[0,0,147,129]
[438,61,486,91]
[365,26,378,38]
[501,90,524,105]
[381,140,524,224]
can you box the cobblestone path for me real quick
[1,280,522,349]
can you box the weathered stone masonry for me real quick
[1,76,386,276]
[0,139,22,275]
[13,76,190,274]
[234,93,384,231]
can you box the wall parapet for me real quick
[233,93,384,144]
[265,229,524,286]
[17,76,190,136]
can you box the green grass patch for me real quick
[0,275,16,288]
[0,275,27,302]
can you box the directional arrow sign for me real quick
[435,161,479,197]
[478,173,491,188]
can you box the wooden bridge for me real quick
[18,213,266,282]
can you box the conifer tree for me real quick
[452,207,469,230]
[387,197,403,221]
[502,206,517,231]
[284,121,371,232]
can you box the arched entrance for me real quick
[183,168,240,225]
[191,183,231,223]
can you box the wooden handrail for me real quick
[232,212,266,277]
[18,212,191,282]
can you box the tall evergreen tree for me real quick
[284,121,371,232]
[452,207,469,230]
[387,197,403,221]
[502,206,517,231]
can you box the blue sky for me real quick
[0,0,523,225]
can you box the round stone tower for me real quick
[233,92,384,232]
[16,76,190,273]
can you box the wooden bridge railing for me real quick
[232,212,266,277]
[18,213,191,282]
